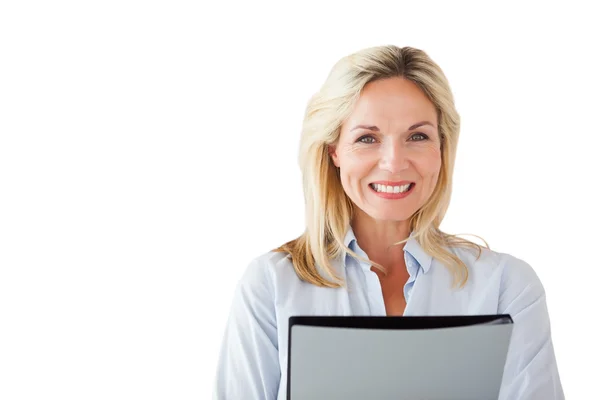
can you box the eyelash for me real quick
[357,133,429,143]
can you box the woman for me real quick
[213,45,564,399]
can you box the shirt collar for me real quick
[343,226,433,273]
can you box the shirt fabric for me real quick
[213,228,564,399]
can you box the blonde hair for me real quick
[274,45,488,289]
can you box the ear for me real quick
[328,144,340,167]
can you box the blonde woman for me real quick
[213,45,563,399]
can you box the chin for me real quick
[364,208,415,223]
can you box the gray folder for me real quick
[287,315,513,400]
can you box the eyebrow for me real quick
[350,121,436,132]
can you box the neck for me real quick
[351,211,411,267]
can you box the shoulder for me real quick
[448,243,545,302]
[234,250,296,299]
[450,244,542,286]
[453,244,547,316]
[240,250,292,280]
[496,251,544,292]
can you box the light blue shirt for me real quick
[213,228,564,399]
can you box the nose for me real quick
[379,140,410,173]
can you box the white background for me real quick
[1,1,598,399]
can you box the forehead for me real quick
[344,77,437,127]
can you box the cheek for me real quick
[417,149,442,179]
[339,149,376,176]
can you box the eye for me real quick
[357,135,377,144]
[410,132,429,141]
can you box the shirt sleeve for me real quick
[213,256,280,400]
[497,254,564,400]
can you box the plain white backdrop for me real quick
[1,1,598,399]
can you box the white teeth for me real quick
[371,183,412,193]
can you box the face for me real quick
[329,77,442,223]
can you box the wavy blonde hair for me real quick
[274,45,488,289]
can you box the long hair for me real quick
[274,45,487,289]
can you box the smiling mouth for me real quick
[369,182,414,194]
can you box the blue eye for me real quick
[410,133,429,141]
[357,135,376,144]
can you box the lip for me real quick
[369,182,415,199]
[370,180,414,186]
